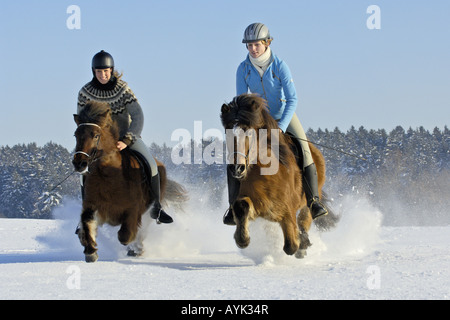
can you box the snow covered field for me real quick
[0,196,449,301]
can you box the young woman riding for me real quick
[223,23,328,225]
[77,50,173,224]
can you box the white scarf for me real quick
[249,47,272,77]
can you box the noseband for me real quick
[77,122,102,129]
[231,151,249,167]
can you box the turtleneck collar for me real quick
[249,46,272,77]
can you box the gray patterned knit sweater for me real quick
[77,77,143,146]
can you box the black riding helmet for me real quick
[92,50,114,69]
[91,50,114,75]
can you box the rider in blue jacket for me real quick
[236,48,297,133]
[223,23,328,225]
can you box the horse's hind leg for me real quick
[127,212,152,257]
[118,210,139,246]
[296,206,313,259]
[279,212,300,256]
[233,197,253,249]
[78,207,99,263]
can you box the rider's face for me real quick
[247,41,268,59]
[95,68,112,84]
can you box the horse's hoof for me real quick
[234,233,250,249]
[284,245,299,256]
[85,252,98,263]
[235,238,250,249]
[295,249,307,259]
[236,243,249,249]
[127,250,138,257]
[127,249,144,257]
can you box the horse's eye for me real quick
[94,134,100,140]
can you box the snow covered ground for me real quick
[0,195,449,301]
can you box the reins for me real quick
[46,170,77,195]
[293,137,367,161]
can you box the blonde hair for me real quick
[246,39,272,48]
[113,70,123,80]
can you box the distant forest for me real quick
[1,125,449,226]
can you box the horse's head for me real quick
[221,94,267,131]
[72,101,117,174]
[221,94,270,179]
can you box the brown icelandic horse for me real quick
[72,101,187,262]
[221,94,334,258]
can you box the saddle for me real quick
[284,132,304,170]
[126,149,153,185]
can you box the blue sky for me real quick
[0,0,449,150]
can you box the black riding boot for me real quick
[303,163,328,220]
[150,173,173,224]
[223,165,240,226]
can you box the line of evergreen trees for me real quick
[0,125,448,225]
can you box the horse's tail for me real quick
[156,162,189,210]
[314,191,340,231]
[164,179,189,206]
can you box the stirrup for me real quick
[75,222,81,235]
[310,199,328,220]
[151,206,173,224]
[155,208,162,225]
[223,207,236,226]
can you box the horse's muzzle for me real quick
[231,164,247,179]
[72,154,89,174]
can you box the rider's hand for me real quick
[117,141,127,151]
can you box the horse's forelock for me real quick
[78,101,112,126]
[225,94,293,168]
[233,94,278,131]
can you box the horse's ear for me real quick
[73,114,80,125]
[101,109,111,117]
[249,99,262,112]
[221,103,231,114]
[221,103,232,113]
[97,109,111,127]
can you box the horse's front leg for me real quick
[78,207,99,263]
[280,211,300,256]
[295,206,313,259]
[233,197,253,249]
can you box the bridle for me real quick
[230,151,249,168]
[74,123,103,167]
[226,124,253,173]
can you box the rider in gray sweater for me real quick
[77,50,173,224]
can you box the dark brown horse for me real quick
[72,101,187,262]
[221,94,333,258]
